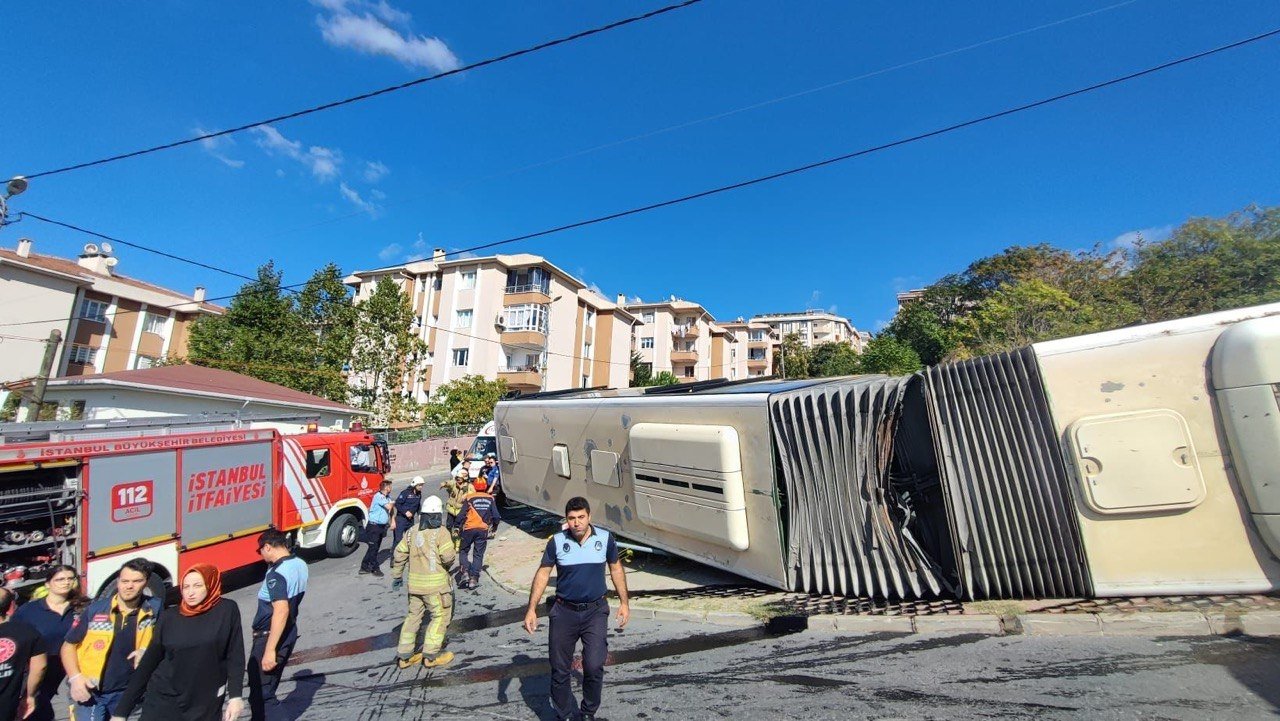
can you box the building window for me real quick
[682,366,695,378]
[141,312,166,335]
[584,307,596,327]
[582,374,589,388]
[455,309,473,328]
[452,348,470,366]
[79,299,108,323]
[69,344,97,365]
[459,270,477,290]
[639,337,654,349]
[134,355,158,369]
[505,267,550,295]
[502,304,549,333]
[749,331,765,342]
[641,312,655,324]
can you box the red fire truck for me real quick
[0,422,389,597]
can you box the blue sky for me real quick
[2,0,1278,330]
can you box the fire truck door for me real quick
[87,451,178,554]
[343,442,379,501]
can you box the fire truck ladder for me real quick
[0,412,323,444]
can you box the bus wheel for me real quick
[325,514,361,558]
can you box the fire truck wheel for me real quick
[325,514,362,558]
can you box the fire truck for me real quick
[0,416,390,598]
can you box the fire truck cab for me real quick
[0,420,388,598]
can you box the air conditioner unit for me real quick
[495,314,507,330]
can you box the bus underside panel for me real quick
[924,348,1092,600]
[768,376,951,598]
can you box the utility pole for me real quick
[29,329,62,421]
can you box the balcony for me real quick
[498,366,543,391]
[671,325,700,338]
[670,349,699,363]
[747,336,770,347]
[747,357,769,369]
[504,283,552,306]
[500,328,547,349]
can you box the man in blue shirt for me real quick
[360,480,394,577]
[392,477,425,549]
[481,454,505,507]
[249,530,308,721]
[523,497,629,721]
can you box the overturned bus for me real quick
[493,303,1280,600]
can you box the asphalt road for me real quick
[213,481,1280,720]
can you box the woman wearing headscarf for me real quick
[14,565,88,721]
[110,564,245,721]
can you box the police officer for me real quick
[390,495,457,669]
[523,497,629,721]
[392,476,426,549]
[249,530,308,721]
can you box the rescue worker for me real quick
[62,558,162,721]
[392,476,426,549]
[523,497,630,721]
[390,495,457,669]
[481,453,505,506]
[456,477,502,590]
[440,467,474,536]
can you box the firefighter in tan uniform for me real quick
[390,495,458,669]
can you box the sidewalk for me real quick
[482,503,1280,637]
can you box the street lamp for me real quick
[0,176,28,227]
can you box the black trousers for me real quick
[392,513,413,548]
[548,597,608,719]
[361,522,388,570]
[458,529,488,580]
[248,633,296,721]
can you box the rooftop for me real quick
[37,365,363,414]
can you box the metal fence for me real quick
[379,423,487,445]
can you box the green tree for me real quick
[186,262,310,389]
[650,371,680,386]
[958,279,1101,354]
[424,375,509,426]
[858,335,923,375]
[349,277,427,425]
[809,342,861,377]
[1125,206,1280,322]
[885,295,963,365]
[777,333,812,379]
[294,264,356,402]
[629,351,653,387]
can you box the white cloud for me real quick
[1111,224,1174,250]
[251,125,344,181]
[377,242,403,261]
[317,11,460,72]
[275,168,286,178]
[195,128,244,168]
[369,188,387,200]
[339,182,381,217]
[363,161,389,183]
[311,0,410,25]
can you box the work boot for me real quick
[371,568,385,577]
[422,651,455,668]
[469,575,481,590]
[358,568,371,575]
[396,653,422,669]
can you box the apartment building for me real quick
[719,319,778,377]
[0,238,221,385]
[750,309,864,352]
[626,297,745,383]
[345,250,636,399]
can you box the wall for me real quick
[387,433,478,473]
[0,265,78,383]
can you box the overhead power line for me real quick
[4,26,1278,332]
[18,0,706,180]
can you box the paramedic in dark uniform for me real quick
[523,497,629,721]
[248,530,308,721]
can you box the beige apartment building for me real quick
[345,250,636,399]
[0,239,221,386]
[719,319,778,377]
[626,297,746,383]
[750,309,864,352]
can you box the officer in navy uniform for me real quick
[523,497,630,721]
[249,529,309,721]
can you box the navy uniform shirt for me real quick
[540,526,619,603]
[253,555,309,647]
